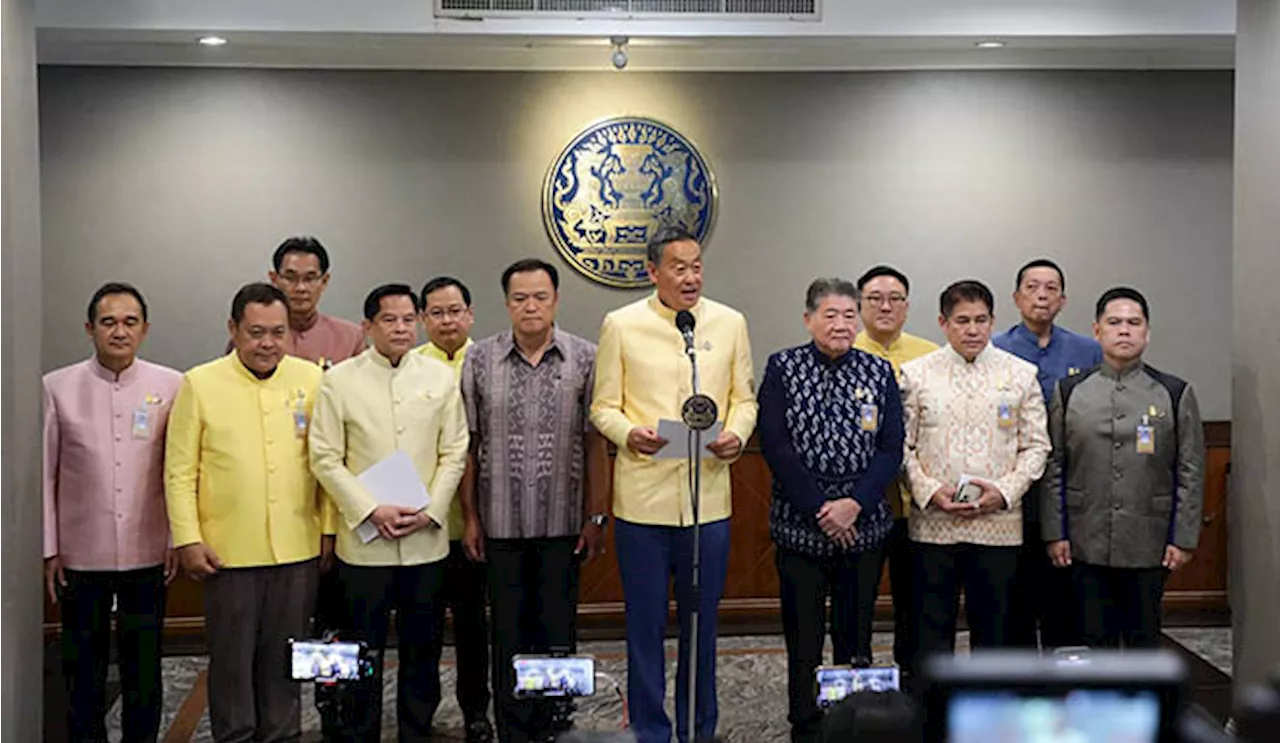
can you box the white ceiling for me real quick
[35,0,1237,71]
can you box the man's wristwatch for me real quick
[587,513,609,528]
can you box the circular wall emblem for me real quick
[542,116,718,289]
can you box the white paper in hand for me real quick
[354,450,431,544]
[653,418,724,460]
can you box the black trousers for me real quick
[1075,562,1168,650]
[1007,518,1081,651]
[881,518,916,669]
[914,543,1019,666]
[338,560,445,743]
[313,565,346,740]
[776,544,885,743]
[433,540,491,726]
[61,566,166,743]
[487,537,581,743]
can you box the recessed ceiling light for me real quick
[198,36,228,47]
[975,40,1006,49]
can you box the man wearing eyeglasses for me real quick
[851,265,937,674]
[262,235,367,741]
[264,235,367,370]
[415,276,493,743]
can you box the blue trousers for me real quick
[615,518,731,743]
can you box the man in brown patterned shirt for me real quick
[459,259,610,743]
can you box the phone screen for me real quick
[816,666,901,707]
[290,641,361,681]
[513,656,595,697]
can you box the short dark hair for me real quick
[87,281,148,324]
[940,280,995,318]
[856,265,911,296]
[1095,286,1150,321]
[1015,258,1066,291]
[272,235,330,274]
[363,283,420,321]
[420,276,472,309]
[646,224,698,266]
[501,258,560,296]
[231,282,289,325]
[805,277,858,313]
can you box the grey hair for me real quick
[805,277,858,313]
[646,224,698,266]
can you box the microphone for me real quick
[675,310,696,354]
[675,309,718,430]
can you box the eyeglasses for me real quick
[862,293,907,307]
[278,272,324,287]
[426,307,469,321]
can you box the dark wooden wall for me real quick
[44,423,1231,640]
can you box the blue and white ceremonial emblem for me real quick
[542,116,718,289]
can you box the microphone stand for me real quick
[682,340,708,743]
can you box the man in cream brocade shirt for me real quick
[901,280,1050,670]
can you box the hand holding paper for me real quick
[653,418,725,460]
[354,451,431,544]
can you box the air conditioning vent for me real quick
[436,0,818,18]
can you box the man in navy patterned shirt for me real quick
[760,278,905,743]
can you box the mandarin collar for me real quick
[646,292,704,324]
[90,355,140,384]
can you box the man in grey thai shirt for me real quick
[1041,287,1204,649]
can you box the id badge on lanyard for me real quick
[1136,413,1155,455]
[855,387,878,432]
[131,406,151,439]
[291,390,308,439]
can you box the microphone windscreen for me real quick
[675,310,696,334]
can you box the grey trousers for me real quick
[204,559,318,743]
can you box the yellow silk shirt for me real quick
[165,354,325,568]
[591,295,758,527]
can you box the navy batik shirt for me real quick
[759,343,904,557]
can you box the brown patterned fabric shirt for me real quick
[461,328,597,539]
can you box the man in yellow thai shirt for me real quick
[415,275,493,743]
[165,282,330,742]
[591,226,758,743]
[851,265,938,673]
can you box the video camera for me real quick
[922,650,1185,743]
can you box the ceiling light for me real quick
[198,36,228,47]
[975,40,1006,49]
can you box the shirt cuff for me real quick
[992,480,1014,509]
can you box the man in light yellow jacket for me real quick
[310,283,469,741]
[591,226,758,743]
[165,282,329,742]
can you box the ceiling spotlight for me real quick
[975,40,1006,49]
[198,35,228,47]
[610,35,630,70]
